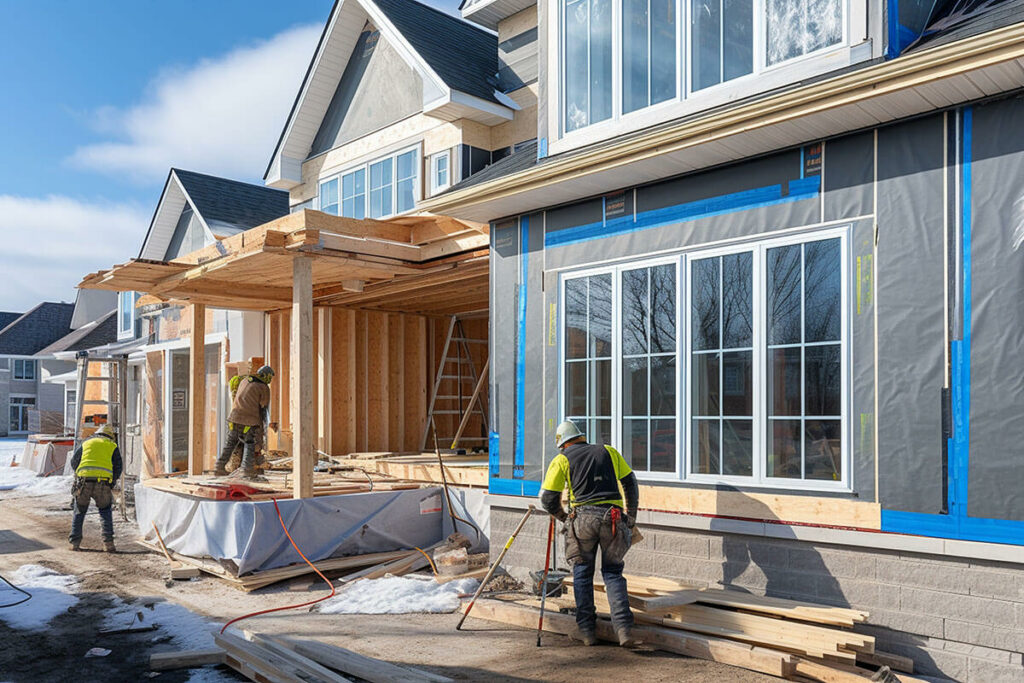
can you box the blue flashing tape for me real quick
[959,108,973,511]
[545,177,821,248]
[514,216,528,479]
[489,478,523,496]
[881,509,1024,546]
[538,138,548,159]
[886,0,901,58]
[489,431,500,478]
[522,480,541,497]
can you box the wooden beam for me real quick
[341,279,364,292]
[316,307,331,453]
[150,649,225,671]
[188,304,205,476]
[291,257,314,499]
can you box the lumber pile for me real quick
[212,630,452,683]
[143,471,423,501]
[466,575,921,683]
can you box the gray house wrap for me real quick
[488,96,1024,538]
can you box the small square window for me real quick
[431,151,451,195]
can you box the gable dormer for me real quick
[265,0,518,192]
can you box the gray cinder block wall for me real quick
[490,505,1024,682]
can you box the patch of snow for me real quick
[0,439,72,496]
[0,564,80,630]
[0,438,26,467]
[318,575,479,615]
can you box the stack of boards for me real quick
[467,574,928,683]
[152,630,452,683]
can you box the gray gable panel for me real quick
[311,27,424,157]
[0,303,75,355]
[173,169,289,234]
[373,0,500,105]
[164,206,210,260]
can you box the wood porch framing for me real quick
[79,209,491,499]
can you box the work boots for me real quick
[572,629,598,646]
[69,539,80,551]
[103,540,116,553]
[616,626,641,648]
[213,467,229,477]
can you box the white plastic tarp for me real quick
[136,485,454,575]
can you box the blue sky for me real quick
[0,0,461,312]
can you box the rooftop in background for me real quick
[0,302,75,356]
[34,310,118,357]
[172,168,290,237]
[0,312,22,333]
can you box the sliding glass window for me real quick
[319,146,419,220]
[690,0,753,91]
[564,0,613,132]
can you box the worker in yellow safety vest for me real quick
[69,424,123,552]
[213,365,274,479]
[540,420,641,648]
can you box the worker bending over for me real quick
[69,424,122,552]
[214,365,274,479]
[540,420,640,647]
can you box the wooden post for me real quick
[188,303,206,476]
[292,257,314,499]
[316,307,332,454]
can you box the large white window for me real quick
[560,0,847,134]
[12,359,36,381]
[319,146,419,220]
[9,396,34,433]
[560,228,847,489]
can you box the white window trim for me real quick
[431,150,451,196]
[318,143,422,220]
[552,0,868,154]
[118,291,137,341]
[558,225,850,492]
[12,359,36,381]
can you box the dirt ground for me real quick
[0,489,776,683]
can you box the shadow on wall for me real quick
[709,486,944,679]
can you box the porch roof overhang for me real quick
[79,209,490,317]
[422,22,1024,223]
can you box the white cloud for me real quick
[0,195,148,311]
[68,24,320,183]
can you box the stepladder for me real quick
[421,315,489,451]
[72,352,129,518]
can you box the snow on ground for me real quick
[318,575,480,615]
[0,564,80,630]
[0,438,72,496]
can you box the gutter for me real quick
[421,22,1024,216]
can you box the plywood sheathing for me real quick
[77,210,491,316]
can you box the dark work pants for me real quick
[69,480,114,542]
[566,506,634,635]
[216,423,256,472]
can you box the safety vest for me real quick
[77,436,117,482]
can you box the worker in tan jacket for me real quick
[214,365,274,479]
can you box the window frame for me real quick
[431,150,451,196]
[12,359,36,381]
[9,394,35,433]
[556,0,858,144]
[318,144,422,221]
[117,290,137,340]
[557,225,850,491]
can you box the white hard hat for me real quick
[555,420,584,448]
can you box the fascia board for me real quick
[138,173,187,261]
[422,22,1024,217]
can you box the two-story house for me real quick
[417,0,1024,679]
[0,302,76,436]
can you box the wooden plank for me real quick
[367,312,388,451]
[856,650,914,674]
[388,313,404,450]
[793,658,879,682]
[664,589,868,627]
[404,315,428,452]
[149,648,225,671]
[216,631,343,683]
[464,600,794,679]
[188,303,205,477]
[292,257,314,499]
[262,634,453,683]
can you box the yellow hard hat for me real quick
[95,424,116,439]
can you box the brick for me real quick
[719,538,789,568]
[968,658,1024,683]
[720,562,767,592]
[650,531,710,558]
[876,557,969,593]
[860,611,946,640]
[943,640,1018,664]
[901,587,1017,628]
[882,643,968,681]
[966,568,1024,602]
[944,619,1024,653]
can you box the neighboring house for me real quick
[102,168,287,477]
[36,289,119,434]
[265,0,538,215]
[415,0,1024,680]
[0,302,75,436]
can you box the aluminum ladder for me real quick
[71,352,129,518]
[421,315,489,451]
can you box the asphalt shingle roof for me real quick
[0,302,75,356]
[374,0,500,105]
[0,312,22,332]
[909,0,1024,51]
[447,140,540,193]
[34,311,118,357]
[173,169,290,236]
